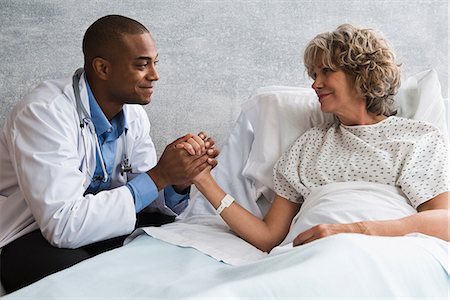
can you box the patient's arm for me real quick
[293,191,450,246]
[193,169,300,252]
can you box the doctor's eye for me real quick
[136,64,148,70]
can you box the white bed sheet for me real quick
[4,233,449,299]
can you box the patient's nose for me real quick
[312,78,323,90]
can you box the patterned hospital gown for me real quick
[273,116,449,208]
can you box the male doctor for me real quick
[0,15,218,293]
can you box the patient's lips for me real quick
[317,92,332,101]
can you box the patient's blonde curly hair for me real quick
[304,24,401,116]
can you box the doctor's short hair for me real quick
[82,15,150,64]
[303,24,401,116]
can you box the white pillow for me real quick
[241,87,333,192]
[241,69,447,196]
[395,69,447,136]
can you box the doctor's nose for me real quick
[146,65,159,82]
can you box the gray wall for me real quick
[0,0,448,155]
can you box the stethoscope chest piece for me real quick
[121,154,132,176]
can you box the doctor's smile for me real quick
[139,85,155,96]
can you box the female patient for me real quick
[180,24,449,252]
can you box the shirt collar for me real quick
[84,77,127,137]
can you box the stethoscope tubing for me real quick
[72,68,131,183]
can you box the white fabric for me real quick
[396,69,448,137]
[0,72,176,249]
[241,87,334,193]
[278,181,417,247]
[274,116,449,208]
[445,97,450,140]
[4,233,449,299]
[129,215,267,265]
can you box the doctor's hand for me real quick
[292,222,366,246]
[147,133,218,191]
[173,132,219,193]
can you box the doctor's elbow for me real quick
[40,224,84,249]
[41,232,77,249]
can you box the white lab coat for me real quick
[0,72,177,248]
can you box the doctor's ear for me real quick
[92,57,111,80]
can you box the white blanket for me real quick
[279,181,417,247]
[5,233,449,299]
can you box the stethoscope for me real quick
[72,68,132,182]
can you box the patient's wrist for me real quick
[193,171,213,191]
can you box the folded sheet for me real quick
[130,215,266,265]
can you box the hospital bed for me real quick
[2,69,449,299]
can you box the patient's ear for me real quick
[92,57,111,81]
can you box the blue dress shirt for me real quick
[84,79,189,213]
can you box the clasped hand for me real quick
[149,132,219,192]
[175,132,218,182]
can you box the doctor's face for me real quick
[107,32,159,106]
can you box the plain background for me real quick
[0,0,448,154]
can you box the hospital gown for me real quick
[273,116,449,208]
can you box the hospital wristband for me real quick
[216,194,235,214]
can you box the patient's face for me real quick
[310,54,364,117]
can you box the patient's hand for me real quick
[176,132,219,166]
[293,223,365,246]
[175,132,212,155]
